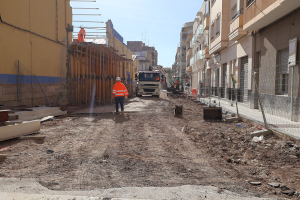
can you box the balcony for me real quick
[196,25,204,40]
[209,34,228,55]
[191,25,204,46]
[229,8,247,41]
[186,66,193,73]
[195,50,203,62]
[244,0,300,31]
[202,46,209,59]
[186,48,193,60]
[203,14,210,31]
[190,50,203,68]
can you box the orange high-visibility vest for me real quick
[112,81,129,97]
[192,89,197,97]
[78,28,86,42]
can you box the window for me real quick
[277,48,289,94]
[211,24,215,40]
[205,1,210,16]
[216,17,220,36]
[231,5,237,20]
[139,73,160,81]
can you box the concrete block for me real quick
[250,129,273,137]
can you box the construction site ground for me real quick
[0,91,300,199]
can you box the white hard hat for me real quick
[116,77,121,81]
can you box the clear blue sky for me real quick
[71,0,203,68]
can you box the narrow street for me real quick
[0,91,299,199]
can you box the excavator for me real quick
[170,76,183,94]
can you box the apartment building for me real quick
[141,46,158,66]
[244,0,300,120]
[218,0,252,106]
[185,31,193,86]
[127,41,158,71]
[186,0,253,106]
[179,22,193,77]
[188,4,205,90]
[172,47,181,76]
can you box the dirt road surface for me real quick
[0,91,299,199]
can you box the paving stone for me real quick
[268,182,280,188]
[249,182,261,185]
[282,190,295,196]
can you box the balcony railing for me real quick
[190,50,203,68]
[205,11,210,17]
[246,0,255,7]
[190,25,204,47]
[232,8,243,20]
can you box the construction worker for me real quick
[175,79,179,89]
[200,81,204,96]
[112,77,129,114]
[78,27,86,42]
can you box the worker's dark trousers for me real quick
[115,96,124,112]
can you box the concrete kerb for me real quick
[0,177,275,200]
[0,192,151,200]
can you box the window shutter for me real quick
[279,48,289,74]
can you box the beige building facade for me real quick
[184,0,300,121]
[244,0,300,121]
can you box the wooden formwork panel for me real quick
[71,44,134,106]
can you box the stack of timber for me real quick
[0,121,40,142]
[0,106,66,142]
[14,107,67,121]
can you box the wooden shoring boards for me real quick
[85,47,88,105]
[70,43,134,105]
[80,46,83,105]
[72,48,76,104]
[110,48,113,103]
[15,107,67,121]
